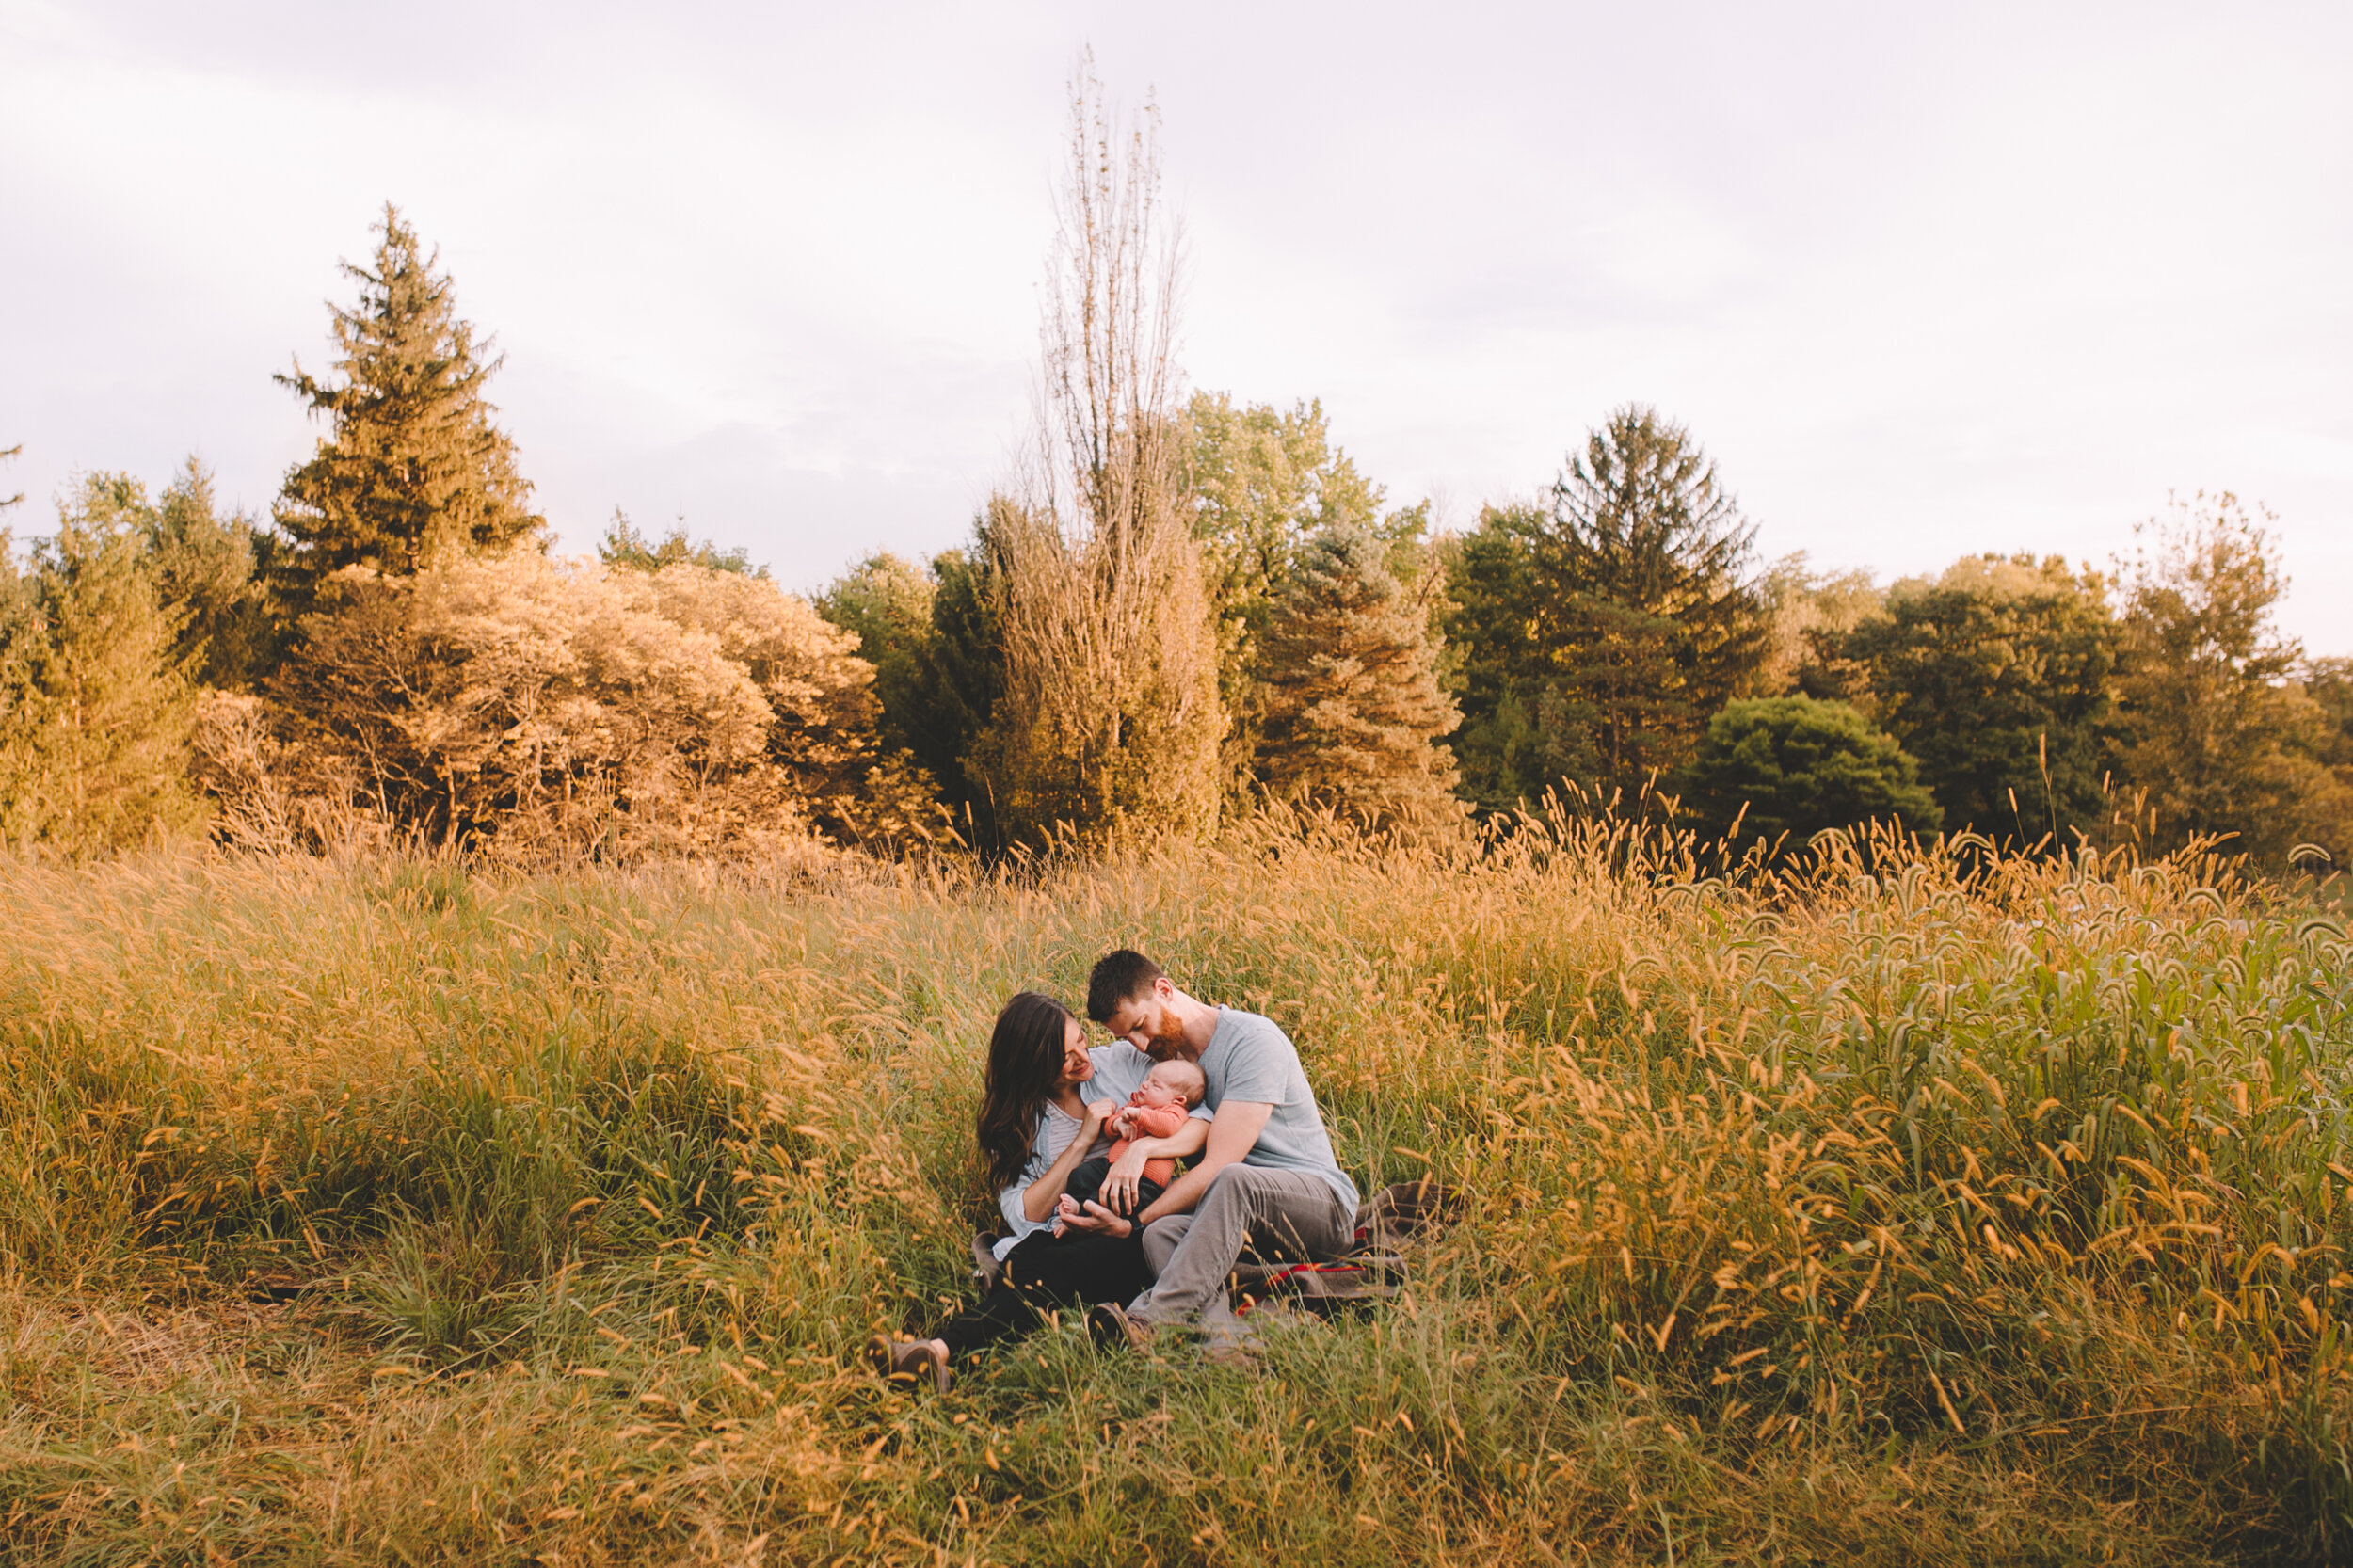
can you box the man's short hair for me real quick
[1087,949,1164,1024]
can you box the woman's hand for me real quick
[1058,1198,1133,1240]
[1020,1098,1118,1224]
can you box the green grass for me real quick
[1,821,2349,1563]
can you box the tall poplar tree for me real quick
[1257,523,1460,828]
[973,58,1224,847]
[272,205,543,605]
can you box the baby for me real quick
[1053,1059,1207,1233]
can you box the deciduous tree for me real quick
[818,552,937,754]
[264,552,927,855]
[1679,696,1940,845]
[1751,552,1881,700]
[819,541,1014,850]
[1842,554,2118,845]
[2111,492,2347,863]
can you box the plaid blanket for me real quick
[1226,1177,1465,1315]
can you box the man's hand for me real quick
[1056,1199,1133,1240]
[1096,1142,1154,1215]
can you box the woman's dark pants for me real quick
[936,1228,1151,1359]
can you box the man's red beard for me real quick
[1142,1009,1191,1058]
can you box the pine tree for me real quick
[62,462,276,689]
[1446,407,1769,808]
[600,510,762,577]
[273,205,542,605]
[1540,405,1769,793]
[1186,392,1388,789]
[1257,524,1460,827]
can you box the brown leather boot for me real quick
[865,1335,951,1394]
[1086,1303,1155,1353]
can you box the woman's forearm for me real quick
[1020,1114,1104,1222]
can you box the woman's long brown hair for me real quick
[976,992,1078,1192]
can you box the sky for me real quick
[3,0,2347,651]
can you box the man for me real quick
[1062,948,1360,1352]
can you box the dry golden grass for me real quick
[1,818,2347,1563]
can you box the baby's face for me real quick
[1135,1069,1191,1109]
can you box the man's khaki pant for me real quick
[1134,1165,1353,1333]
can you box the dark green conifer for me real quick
[1446,407,1769,808]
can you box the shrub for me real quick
[1682,694,1940,844]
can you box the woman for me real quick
[867,990,1207,1393]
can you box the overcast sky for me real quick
[4,1,2346,650]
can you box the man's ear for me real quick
[1153,975,1177,1003]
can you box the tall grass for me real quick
[1,820,2348,1563]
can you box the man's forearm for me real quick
[1125,1118,1209,1163]
[1135,1101,1272,1226]
[1134,1154,1232,1225]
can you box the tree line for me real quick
[4,70,2347,871]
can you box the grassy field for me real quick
[3,820,2351,1565]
